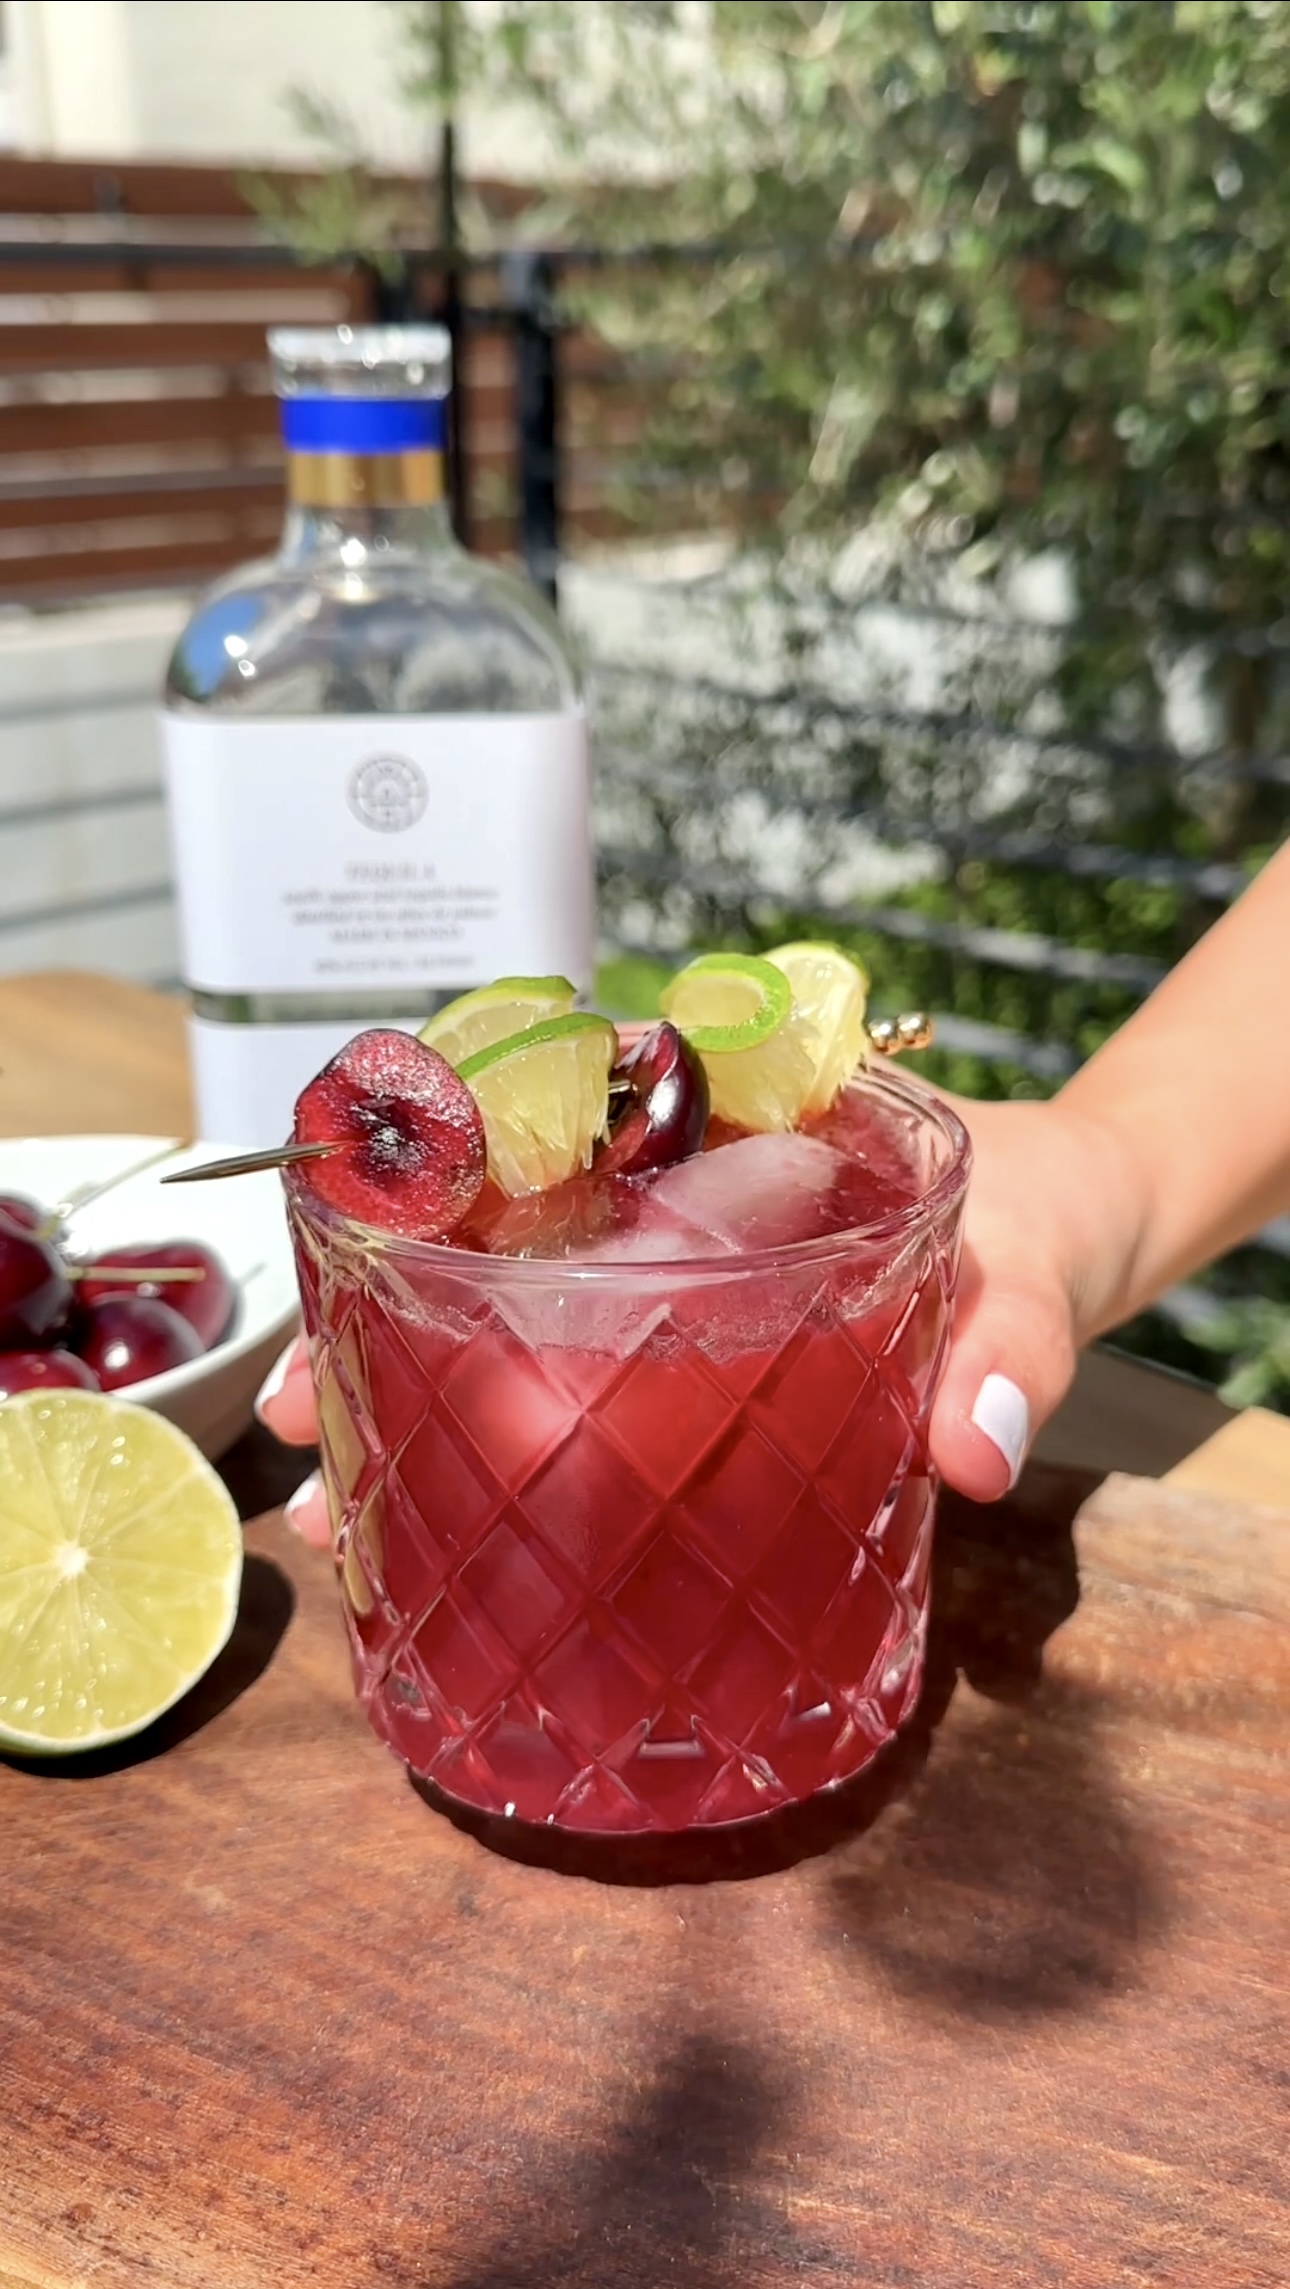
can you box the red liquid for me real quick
[289,1079,966,1835]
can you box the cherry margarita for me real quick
[287,1060,970,1836]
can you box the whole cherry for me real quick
[0,1211,74,1348]
[75,1240,235,1350]
[596,1022,710,1178]
[76,1295,204,1392]
[0,1349,100,1398]
[0,1193,46,1234]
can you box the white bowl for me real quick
[0,1135,301,1461]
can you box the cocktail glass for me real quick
[285,1064,970,1835]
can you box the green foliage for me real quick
[293,1,1290,1400]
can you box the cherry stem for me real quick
[35,1140,193,1239]
[68,1263,205,1284]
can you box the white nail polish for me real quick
[969,1373,1030,1488]
[284,1471,322,1530]
[254,1343,294,1419]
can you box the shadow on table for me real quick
[424,2033,806,2289]
[0,1554,294,1781]
[821,1458,1169,2020]
[411,1457,1106,1894]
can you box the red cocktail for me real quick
[286,1061,969,1835]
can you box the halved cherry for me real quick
[596,1021,710,1178]
[293,1028,487,1239]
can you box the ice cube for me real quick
[472,1174,641,1260]
[643,1131,846,1254]
[587,1201,734,1265]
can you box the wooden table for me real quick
[1,972,1287,2289]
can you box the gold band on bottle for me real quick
[286,449,445,509]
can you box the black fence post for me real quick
[503,250,561,607]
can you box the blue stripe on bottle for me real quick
[280,397,447,453]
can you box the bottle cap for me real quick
[269,324,451,454]
[269,325,451,502]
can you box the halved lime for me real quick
[659,952,814,1132]
[765,940,870,1114]
[459,1012,618,1195]
[419,975,577,1069]
[0,1391,242,1754]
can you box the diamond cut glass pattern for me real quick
[286,1069,970,1834]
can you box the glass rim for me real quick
[284,1063,972,1285]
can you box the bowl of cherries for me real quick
[0,1134,301,1459]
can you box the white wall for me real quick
[0,597,186,983]
[1,0,556,178]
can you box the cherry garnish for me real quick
[293,1028,487,1237]
[596,1022,710,1179]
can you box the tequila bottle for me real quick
[161,324,593,1144]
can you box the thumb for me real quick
[929,1266,1078,1503]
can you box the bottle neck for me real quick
[277,447,456,566]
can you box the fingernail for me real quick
[970,1373,1030,1489]
[284,1471,323,1533]
[254,1342,295,1421]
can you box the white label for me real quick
[187,1013,425,1148]
[161,711,594,994]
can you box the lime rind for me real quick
[460,1011,618,1196]
[658,953,793,1054]
[0,1390,242,1754]
[419,975,577,1069]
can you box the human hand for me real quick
[254,1334,331,1545]
[255,1089,1147,1538]
[926,1090,1146,1499]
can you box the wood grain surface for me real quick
[0,970,192,1140]
[0,972,1286,2287]
[1,1465,1286,2288]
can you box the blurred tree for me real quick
[268,0,1290,1397]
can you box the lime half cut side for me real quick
[459,1011,618,1195]
[659,952,815,1132]
[0,1391,242,1754]
[418,975,577,1069]
[765,941,870,1115]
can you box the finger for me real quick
[254,1336,319,1446]
[283,1470,332,1548]
[929,1271,1077,1503]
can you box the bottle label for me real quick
[160,712,595,996]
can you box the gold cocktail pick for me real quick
[865,1012,933,1055]
[160,1141,341,1185]
[160,1015,934,1186]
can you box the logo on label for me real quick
[347,754,430,834]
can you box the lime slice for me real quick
[459,1012,618,1195]
[419,975,577,1069]
[659,952,814,1132]
[0,1391,242,1754]
[765,940,870,1114]
[658,952,791,1051]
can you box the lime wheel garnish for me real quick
[459,1013,618,1196]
